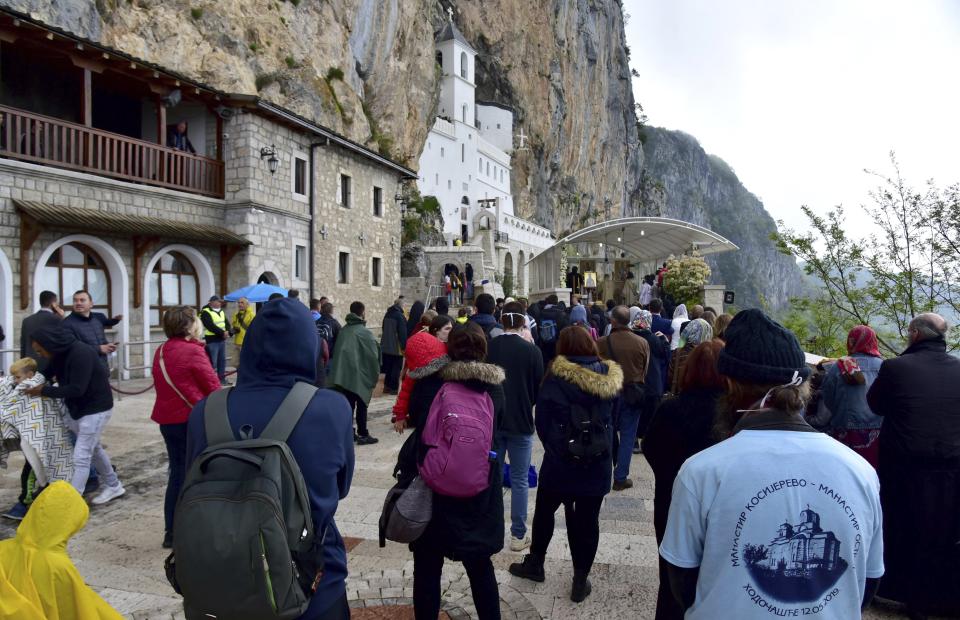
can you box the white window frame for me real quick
[336,247,352,285]
[370,253,384,289]
[291,150,309,203]
[291,239,309,287]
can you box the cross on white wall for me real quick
[447,6,454,22]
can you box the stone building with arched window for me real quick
[0,8,415,375]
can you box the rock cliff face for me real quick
[641,127,804,308]
[6,0,795,306]
[5,0,643,233]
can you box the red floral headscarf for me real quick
[846,325,881,358]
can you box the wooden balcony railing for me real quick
[0,105,224,198]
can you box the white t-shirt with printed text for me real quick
[660,430,884,619]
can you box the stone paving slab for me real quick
[0,383,926,619]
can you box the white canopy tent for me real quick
[526,217,739,293]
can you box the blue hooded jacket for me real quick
[186,298,355,618]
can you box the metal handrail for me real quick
[113,339,166,401]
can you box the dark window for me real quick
[339,174,352,207]
[373,186,383,217]
[294,157,307,195]
[147,251,198,327]
[337,251,350,284]
[294,245,306,280]
[38,243,111,314]
[372,257,382,287]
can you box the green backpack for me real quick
[165,382,321,620]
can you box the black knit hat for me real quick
[717,309,811,384]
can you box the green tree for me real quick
[773,156,959,354]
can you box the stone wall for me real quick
[0,109,407,375]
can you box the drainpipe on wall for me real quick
[308,138,329,300]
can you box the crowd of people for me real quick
[1,281,958,620]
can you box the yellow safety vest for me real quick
[202,306,227,337]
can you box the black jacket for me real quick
[318,314,342,353]
[62,311,113,367]
[20,309,62,365]
[641,389,722,542]
[634,327,669,398]
[34,327,113,418]
[536,355,623,496]
[380,305,408,357]
[486,333,544,435]
[406,360,506,560]
[536,304,570,365]
[867,337,960,461]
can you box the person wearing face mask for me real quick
[486,302,545,551]
[659,309,883,620]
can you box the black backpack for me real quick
[165,383,322,620]
[564,402,611,465]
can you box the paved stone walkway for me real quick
[0,381,926,618]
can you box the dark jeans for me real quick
[530,488,604,572]
[342,389,369,437]
[316,593,350,620]
[413,548,500,620]
[614,401,642,482]
[205,339,227,381]
[383,354,403,391]
[160,422,188,535]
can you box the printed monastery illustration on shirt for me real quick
[743,507,849,602]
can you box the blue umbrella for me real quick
[223,283,288,303]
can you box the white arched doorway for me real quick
[0,248,13,371]
[141,245,216,376]
[33,234,130,377]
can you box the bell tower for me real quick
[436,11,477,128]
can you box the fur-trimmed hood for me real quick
[550,355,623,399]
[408,354,450,380]
[439,360,506,385]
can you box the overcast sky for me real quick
[623,0,960,233]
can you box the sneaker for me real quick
[510,535,531,552]
[356,434,379,446]
[612,478,633,491]
[1,502,27,521]
[508,554,545,582]
[91,483,126,505]
[162,531,174,549]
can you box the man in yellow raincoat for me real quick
[230,296,255,366]
[0,480,122,619]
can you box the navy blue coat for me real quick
[186,298,355,619]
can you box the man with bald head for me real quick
[867,312,960,617]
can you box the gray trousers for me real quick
[63,409,120,493]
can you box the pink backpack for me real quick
[419,382,495,498]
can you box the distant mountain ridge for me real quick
[641,127,805,308]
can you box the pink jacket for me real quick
[151,337,221,425]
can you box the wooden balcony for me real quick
[0,105,224,198]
